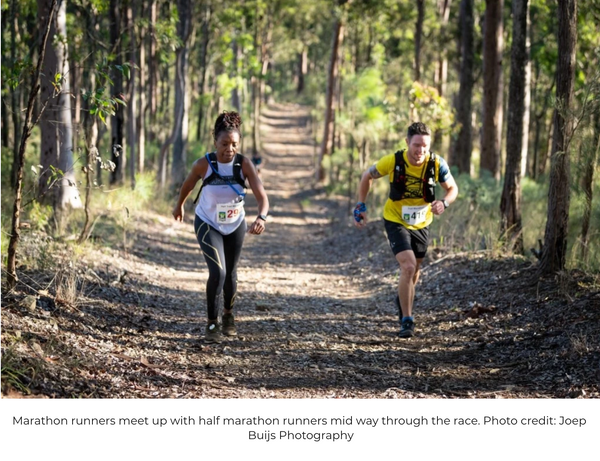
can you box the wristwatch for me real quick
[442,199,449,209]
[258,214,268,221]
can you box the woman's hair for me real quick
[213,111,242,140]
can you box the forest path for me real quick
[4,104,599,399]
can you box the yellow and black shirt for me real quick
[375,151,452,230]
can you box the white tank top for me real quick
[195,156,246,235]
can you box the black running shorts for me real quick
[384,219,429,258]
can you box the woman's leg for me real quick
[222,220,247,313]
[194,216,226,322]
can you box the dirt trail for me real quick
[3,104,599,399]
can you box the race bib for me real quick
[402,205,429,226]
[216,200,244,223]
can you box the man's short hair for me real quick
[407,122,431,139]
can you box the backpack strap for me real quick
[422,152,437,203]
[389,150,406,201]
[232,153,246,188]
[193,153,218,204]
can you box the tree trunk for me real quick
[414,0,425,83]
[109,0,125,184]
[10,0,22,188]
[127,1,137,188]
[452,0,475,174]
[316,18,344,182]
[169,0,192,193]
[148,0,158,140]
[480,0,504,180]
[579,111,600,262]
[196,2,211,142]
[137,3,146,173]
[297,46,308,94]
[6,0,58,291]
[538,0,577,275]
[520,4,532,178]
[433,0,452,151]
[38,0,82,214]
[500,0,529,254]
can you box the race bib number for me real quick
[402,205,429,226]
[216,200,244,223]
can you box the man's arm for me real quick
[355,165,384,227]
[431,176,458,216]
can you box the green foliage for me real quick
[82,59,130,125]
[409,82,455,136]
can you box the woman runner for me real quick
[173,111,269,343]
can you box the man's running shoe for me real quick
[205,322,223,343]
[222,313,237,336]
[398,317,415,338]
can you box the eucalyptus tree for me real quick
[500,0,530,254]
[539,0,578,274]
[480,0,504,180]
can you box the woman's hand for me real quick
[248,217,266,235]
[173,204,184,222]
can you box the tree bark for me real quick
[480,0,504,180]
[316,17,344,182]
[127,1,137,188]
[520,4,532,178]
[7,0,58,291]
[452,0,475,174]
[196,2,211,142]
[538,0,577,275]
[148,0,158,140]
[500,0,529,254]
[10,0,22,187]
[414,0,425,82]
[137,2,146,173]
[38,0,82,214]
[169,0,192,193]
[433,0,452,151]
[109,0,125,184]
[579,111,600,262]
[297,47,308,94]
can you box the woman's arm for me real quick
[172,157,208,221]
[242,157,269,234]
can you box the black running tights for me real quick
[194,215,246,320]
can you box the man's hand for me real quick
[431,200,445,216]
[354,202,368,228]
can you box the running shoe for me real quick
[222,313,237,336]
[398,318,415,338]
[205,322,223,343]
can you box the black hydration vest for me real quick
[193,152,246,203]
[389,150,437,203]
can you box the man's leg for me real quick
[396,250,420,318]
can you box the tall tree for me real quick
[38,0,82,214]
[316,3,345,182]
[414,0,425,82]
[127,0,137,188]
[452,0,475,174]
[169,0,192,192]
[520,4,532,178]
[7,0,58,290]
[109,0,125,184]
[196,1,212,142]
[9,0,22,187]
[538,0,578,275]
[480,0,504,180]
[500,0,530,254]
